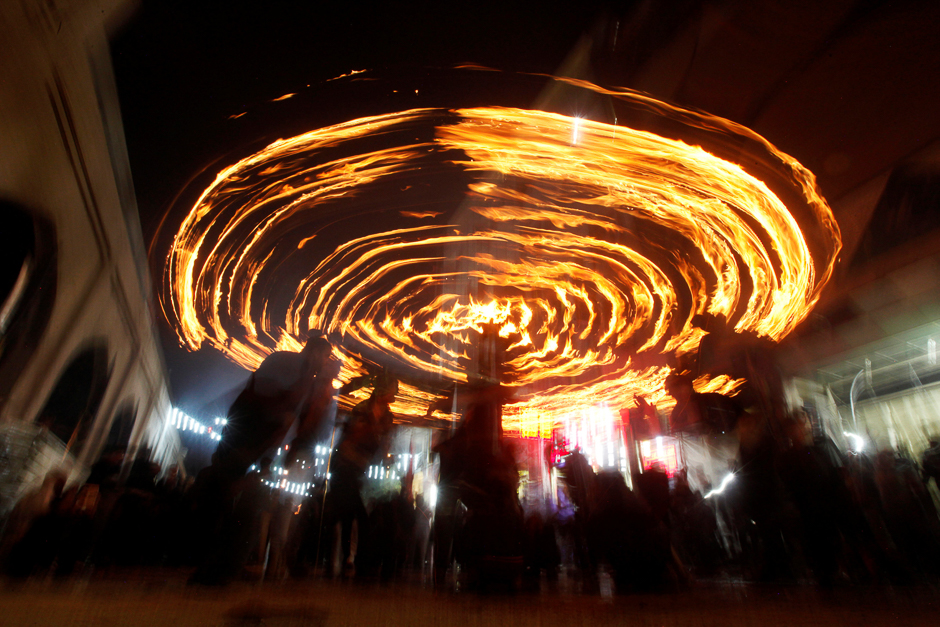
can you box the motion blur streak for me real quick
[162,82,840,433]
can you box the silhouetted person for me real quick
[1,469,67,575]
[242,457,276,567]
[591,470,674,593]
[446,400,524,591]
[777,415,846,588]
[330,372,398,575]
[922,439,940,488]
[431,426,462,585]
[216,335,337,476]
[190,335,337,585]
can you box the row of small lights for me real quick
[248,447,416,494]
[369,466,400,480]
[369,452,419,480]
[251,446,327,497]
[262,478,316,497]
[167,407,224,441]
[165,411,431,497]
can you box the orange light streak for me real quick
[162,81,840,435]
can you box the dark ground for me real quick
[2,569,939,626]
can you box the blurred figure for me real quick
[558,449,597,589]
[669,469,722,577]
[873,449,940,578]
[634,462,670,525]
[190,334,337,585]
[432,396,523,591]
[432,424,462,586]
[216,335,337,477]
[241,457,276,568]
[286,480,326,578]
[0,469,68,575]
[777,414,848,588]
[592,470,675,593]
[357,486,414,581]
[94,451,167,567]
[521,510,560,590]
[54,482,99,576]
[411,493,432,578]
[922,438,940,489]
[263,488,297,581]
[330,372,398,576]
[732,409,790,582]
[455,402,524,591]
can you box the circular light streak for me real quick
[162,77,840,434]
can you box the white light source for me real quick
[844,432,865,452]
[704,473,735,499]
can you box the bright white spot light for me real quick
[844,432,865,452]
[704,472,736,499]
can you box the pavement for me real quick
[1,570,939,627]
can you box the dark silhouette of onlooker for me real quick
[190,335,337,585]
[1,469,68,576]
[330,372,398,575]
[777,416,847,587]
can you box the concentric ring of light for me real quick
[163,80,840,434]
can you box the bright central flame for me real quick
[161,77,840,434]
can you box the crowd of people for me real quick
[2,334,940,595]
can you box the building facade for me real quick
[0,0,177,510]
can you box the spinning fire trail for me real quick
[160,76,841,435]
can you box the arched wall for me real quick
[0,0,176,484]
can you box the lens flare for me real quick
[162,78,840,434]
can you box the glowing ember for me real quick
[161,77,840,433]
